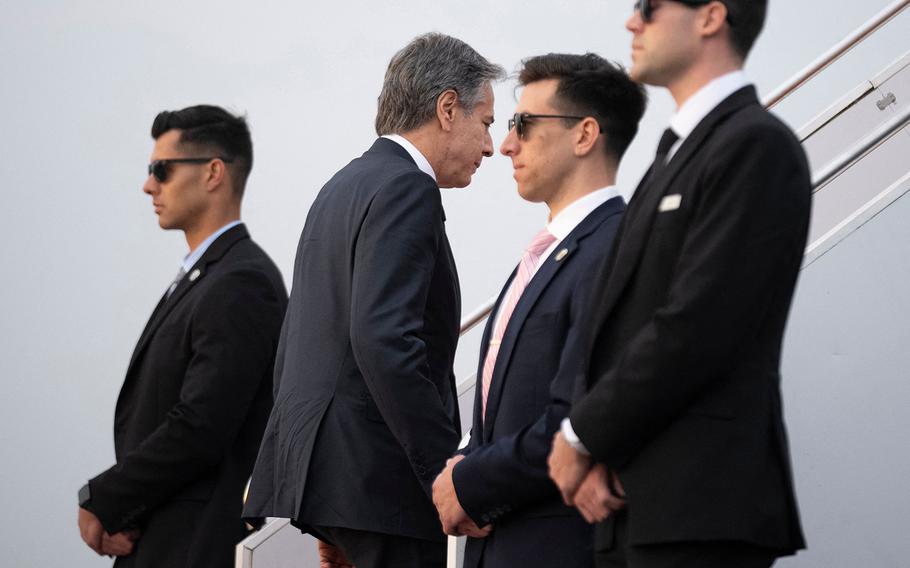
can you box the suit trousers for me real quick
[316,525,446,568]
[595,513,777,568]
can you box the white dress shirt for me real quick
[666,70,751,161]
[382,134,437,182]
[561,71,752,455]
[488,186,621,350]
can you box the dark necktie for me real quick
[652,128,679,176]
[630,128,681,207]
[165,267,187,300]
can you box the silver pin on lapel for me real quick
[189,268,201,282]
[555,248,569,261]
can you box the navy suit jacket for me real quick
[244,138,462,542]
[453,196,624,567]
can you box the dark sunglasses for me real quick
[147,157,233,183]
[635,0,733,24]
[508,113,602,139]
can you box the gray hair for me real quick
[375,33,505,135]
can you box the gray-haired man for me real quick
[243,33,504,568]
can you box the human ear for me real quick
[436,90,459,132]
[205,159,227,192]
[574,118,602,157]
[699,1,728,36]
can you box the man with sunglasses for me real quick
[77,105,287,568]
[431,53,645,568]
[549,1,808,567]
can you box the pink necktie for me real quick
[481,228,557,419]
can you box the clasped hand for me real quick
[78,507,140,557]
[431,454,492,538]
[547,431,626,523]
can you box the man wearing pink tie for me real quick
[431,53,646,568]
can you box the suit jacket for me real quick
[244,138,462,542]
[453,197,624,568]
[86,224,288,568]
[570,86,809,554]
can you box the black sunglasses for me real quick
[508,113,601,139]
[635,0,733,24]
[147,157,234,183]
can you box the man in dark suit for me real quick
[77,105,288,567]
[548,1,809,567]
[430,54,645,568]
[243,33,504,568]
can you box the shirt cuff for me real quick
[560,417,590,456]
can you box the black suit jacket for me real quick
[570,87,808,553]
[453,197,624,568]
[85,224,288,568]
[244,138,462,542]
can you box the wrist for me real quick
[560,418,591,456]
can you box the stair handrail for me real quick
[763,0,909,108]
[812,103,910,190]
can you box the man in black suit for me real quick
[77,105,287,567]
[548,1,809,567]
[243,33,504,568]
[431,54,645,568]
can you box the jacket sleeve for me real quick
[86,268,285,533]
[349,171,461,496]
[571,120,811,468]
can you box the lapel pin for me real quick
[555,248,569,261]
[189,269,201,282]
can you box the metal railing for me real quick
[812,104,910,189]
[763,0,909,108]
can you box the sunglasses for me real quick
[635,0,733,24]
[147,157,233,183]
[508,112,601,139]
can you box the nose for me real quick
[499,126,519,157]
[143,175,158,195]
[482,129,494,158]
[626,9,643,32]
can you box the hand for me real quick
[78,507,104,555]
[317,540,355,568]
[454,519,493,539]
[101,529,140,556]
[432,454,472,536]
[573,464,626,523]
[547,431,592,506]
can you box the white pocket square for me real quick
[658,194,682,212]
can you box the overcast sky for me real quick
[0,1,906,565]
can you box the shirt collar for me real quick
[669,70,750,141]
[182,220,243,272]
[547,186,621,241]
[382,134,437,182]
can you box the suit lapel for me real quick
[483,197,625,439]
[124,225,250,378]
[588,87,759,331]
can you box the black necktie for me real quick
[653,128,679,172]
[629,128,681,207]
